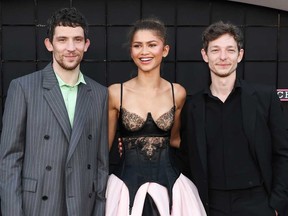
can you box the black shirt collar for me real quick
[204,78,241,97]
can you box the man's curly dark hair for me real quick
[46,7,88,42]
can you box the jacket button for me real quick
[87,164,91,169]
[42,196,48,200]
[44,135,50,140]
[88,193,92,198]
[46,165,52,171]
[88,134,92,140]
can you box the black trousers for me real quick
[209,186,276,216]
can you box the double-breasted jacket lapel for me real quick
[66,82,92,162]
[42,64,93,163]
[42,64,71,142]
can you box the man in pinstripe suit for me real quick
[0,7,108,216]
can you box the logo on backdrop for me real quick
[277,89,288,101]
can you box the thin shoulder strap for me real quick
[170,82,175,107]
[120,83,123,108]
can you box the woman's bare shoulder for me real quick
[172,83,187,100]
[108,83,122,109]
[108,83,121,91]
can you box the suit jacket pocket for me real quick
[22,178,38,192]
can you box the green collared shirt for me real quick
[55,72,86,127]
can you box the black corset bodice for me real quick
[113,106,180,213]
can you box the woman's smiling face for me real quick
[130,30,169,73]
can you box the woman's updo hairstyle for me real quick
[127,17,167,46]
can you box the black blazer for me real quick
[178,80,288,215]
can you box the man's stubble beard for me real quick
[55,55,82,71]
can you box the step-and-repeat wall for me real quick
[1,0,288,129]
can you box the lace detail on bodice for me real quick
[121,106,175,131]
[115,93,179,213]
[155,107,175,131]
[123,136,168,159]
[121,108,146,131]
[121,106,175,159]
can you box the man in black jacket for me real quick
[178,21,288,216]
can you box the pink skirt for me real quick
[105,173,207,216]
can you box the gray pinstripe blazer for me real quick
[0,63,109,216]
